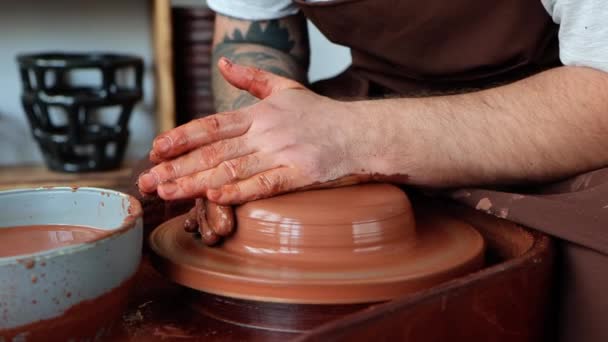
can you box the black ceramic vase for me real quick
[17,53,143,172]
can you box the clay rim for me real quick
[0,187,143,266]
[151,214,483,285]
[149,213,485,304]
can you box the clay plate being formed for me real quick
[149,184,485,304]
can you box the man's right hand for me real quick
[145,12,314,245]
[137,58,374,204]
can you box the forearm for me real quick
[211,14,309,112]
[212,44,306,111]
[354,66,608,187]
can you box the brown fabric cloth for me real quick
[297,0,560,95]
[296,1,608,341]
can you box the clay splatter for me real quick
[475,198,492,211]
[496,207,509,219]
[153,324,194,339]
[18,259,35,269]
[570,174,593,191]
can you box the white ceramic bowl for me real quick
[0,187,142,341]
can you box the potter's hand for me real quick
[183,199,234,245]
[138,57,369,204]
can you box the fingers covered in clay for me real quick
[197,199,221,245]
[142,58,307,196]
[206,201,234,236]
[206,173,391,205]
[141,59,368,207]
[183,206,199,233]
[155,152,279,201]
[148,111,253,164]
[182,198,229,246]
[139,136,254,195]
[199,217,221,245]
[207,168,300,205]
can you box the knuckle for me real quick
[192,173,207,193]
[220,160,239,182]
[172,132,188,150]
[161,161,179,179]
[231,182,241,195]
[216,138,238,158]
[197,116,221,139]
[251,67,266,80]
[246,154,261,171]
[256,174,274,194]
[223,183,242,203]
[276,173,291,190]
[199,143,220,168]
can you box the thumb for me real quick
[217,57,304,99]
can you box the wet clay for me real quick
[150,184,485,304]
[182,174,407,247]
[0,275,134,341]
[0,225,110,257]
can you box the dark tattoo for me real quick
[228,51,294,78]
[222,21,296,54]
[212,44,305,111]
[210,17,309,112]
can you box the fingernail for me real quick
[138,171,159,191]
[149,150,160,163]
[220,57,232,68]
[154,136,171,154]
[160,180,178,196]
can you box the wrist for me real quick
[339,100,397,177]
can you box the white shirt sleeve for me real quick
[541,0,608,72]
[207,0,299,20]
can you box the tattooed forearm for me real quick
[222,21,295,56]
[211,14,309,112]
[212,43,307,111]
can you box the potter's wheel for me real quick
[149,184,484,304]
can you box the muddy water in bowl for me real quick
[0,225,109,258]
[0,187,142,342]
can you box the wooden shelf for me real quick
[153,0,176,134]
[0,1,174,190]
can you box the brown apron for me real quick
[295,0,608,341]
